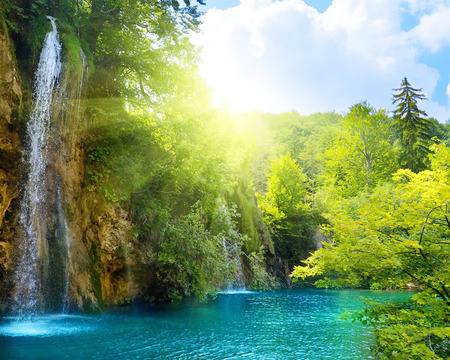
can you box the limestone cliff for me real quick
[48,40,140,309]
[44,35,100,311]
[0,18,141,310]
[0,21,22,299]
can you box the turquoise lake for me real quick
[0,289,412,360]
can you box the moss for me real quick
[230,177,274,255]
[79,37,95,71]
[0,5,5,35]
[60,31,82,77]
[88,239,104,310]
[59,24,94,74]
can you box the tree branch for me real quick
[401,268,450,307]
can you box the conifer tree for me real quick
[392,77,432,172]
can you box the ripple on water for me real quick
[0,289,412,360]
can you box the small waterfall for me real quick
[12,16,62,315]
[222,238,246,291]
[78,49,87,98]
[57,185,72,314]
[74,48,87,124]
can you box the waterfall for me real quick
[78,49,87,103]
[12,16,62,315]
[73,48,87,126]
[56,47,89,313]
[222,237,246,291]
[58,185,72,314]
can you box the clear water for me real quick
[0,289,411,360]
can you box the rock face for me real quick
[0,19,137,311]
[45,41,138,310]
[87,205,137,306]
[0,20,101,312]
[0,21,22,299]
[45,41,100,312]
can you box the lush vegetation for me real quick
[3,0,450,357]
[292,144,450,359]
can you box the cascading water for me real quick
[77,49,87,112]
[57,185,72,314]
[222,237,246,291]
[12,16,62,315]
[54,45,89,314]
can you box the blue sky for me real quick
[194,0,450,122]
[199,0,241,12]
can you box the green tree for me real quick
[323,102,398,197]
[257,153,318,266]
[256,153,308,226]
[292,143,450,359]
[393,77,433,172]
[79,0,205,117]
[156,205,227,301]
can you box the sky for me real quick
[192,0,450,122]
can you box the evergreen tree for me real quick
[392,77,432,172]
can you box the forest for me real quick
[0,0,449,359]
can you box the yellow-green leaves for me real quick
[256,153,320,264]
[292,144,450,359]
[322,102,398,198]
[256,152,308,230]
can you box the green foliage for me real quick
[4,0,77,71]
[83,0,202,109]
[156,205,228,301]
[257,153,319,265]
[347,296,450,359]
[210,199,243,242]
[323,102,398,197]
[247,246,277,290]
[60,31,84,75]
[257,153,308,225]
[230,176,273,255]
[4,0,276,306]
[86,146,110,165]
[292,143,450,358]
[83,97,270,299]
[222,111,342,195]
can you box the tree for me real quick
[257,153,318,265]
[79,0,205,116]
[292,143,450,359]
[393,77,433,172]
[323,102,398,197]
[256,153,308,227]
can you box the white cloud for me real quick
[192,0,450,120]
[402,0,450,14]
[409,6,450,52]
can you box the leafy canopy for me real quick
[292,143,450,359]
[323,102,397,197]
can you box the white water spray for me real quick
[13,16,62,315]
[78,49,87,100]
[222,237,246,291]
[58,186,73,314]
